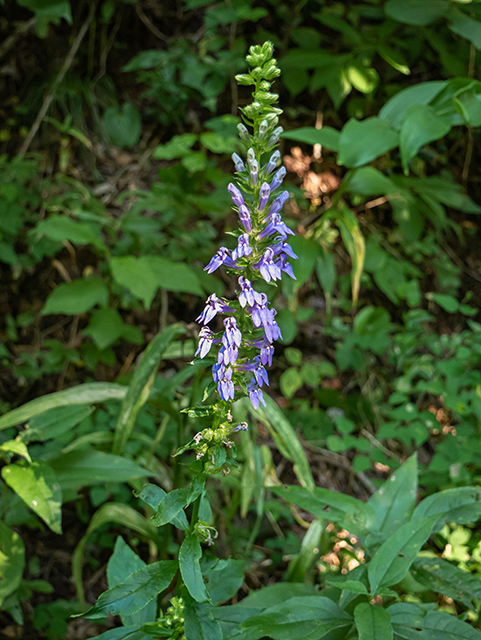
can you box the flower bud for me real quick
[237,123,250,143]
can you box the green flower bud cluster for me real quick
[194,520,219,546]
[154,596,185,640]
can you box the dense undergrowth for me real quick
[1,0,481,638]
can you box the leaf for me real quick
[355,603,393,640]
[385,0,450,26]
[184,591,223,640]
[150,487,191,527]
[21,405,93,444]
[42,278,109,315]
[281,126,340,152]
[379,81,448,129]
[0,439,31,462]
[252,395,315,490]
[83,308,129,350]
[422,610,481,640]
[335,205,365,305]
[412,486,481,531]
[145,256,204,296]
[83,560,177,619]
[203,558,245,606]
[17,0,72,37]
[0,382,127,431]
[411,175,481,213]
[179,534,209,603]
[152,134,198,160]
[0,520,25,606]
[400,105,452,174]
[239,595,353,640]
[49,449,150,491]
[453,86,481,127]
[238,583,318,609]
[449,11,481,50]
[107,537,157,626]
[80,627,148,640]
[138,484,189,531]
[367,453,418,539]
[411,556,481,609]
[426,292,459,313]
[271,485,375,538]
[337,117,399,168]
[316,247,336,296]
[113,323,185,454]
[72,503,163,607]
[2,461,62,534]
[34,215,107,252]
[103,102,142,148]
[346,62,379,94]
[346,167,399,196]
[368,516,437,594]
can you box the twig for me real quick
[18,4,97,157]
[0,17,36,61]
[135,5,168,42]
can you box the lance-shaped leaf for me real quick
[368,516,437,594]
[422,610,481,639]
[354,603,393,640]
[149,480,204,528]
[413,486,481,531]
[82,560,177,619]
[411,556,481,609]
[184,591,222,640]
[180,534,209,603]
[138,484,189,531]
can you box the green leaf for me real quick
[239,595,353,640]
[153,134,198,160]
[379,81,448,129]
[279,368,303,400]
[103,102,142,148]
[113,324,185,455]
[138,483,189,531]
[412,175,481,213]
[180,534,209,603]
[355,603,393,640]
[335,205,365,305]
[107,537,157,626]
[368,516,437,594]
[411,556,481,609]
[83,560,177,619]
[271,485,375,537]
[252,395,315,490]
[368,453,418,539]
[400,105,452,174]
[34,215,107,252]
[316,247,336,296]
[42,278,109,315]
[413,486,481,531]
[83,308,129,350]
[0,439,31,462]
[346,167,398,196]
[145,256,204,296]
[385,0,450,26]
[203,558,245,606]
[346,62,379,94]
[2,461,62,534]
[21,405,93,444]
[422,610,481,639]
[184,591,223,640]
[49,449,150,491]
[449,11,481,50]
[0,520,25,606]
[453,86,481,126]
[0,382,126,431]
[17,0,72,37]
[337,117,399,168]
[281,126,340,152]
[426,292,459,313]
[150,487,191,527]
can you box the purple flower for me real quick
[250,159,258,186]
[195,327,216,358]
[232,153,245,172]
[268,190,289,216]
[217,365,235,401]
[197,294,233,325]
[278,255,296,280]
[218,345,237,366]
[232,233,252,261]
[223,317,242,349]
[264,150,280,175]
[204,247,237,274]
[259,213,295,242]
[254,247,282,283]
[247,378,266,410]
[270,166,286,192]
[238,205,252,233]
[272,241,298,260]
[250,336,275,367]
[238,276,264,308]
[228,183,245,208]
[264,309,283,343]
[250,293,273,328]
[259,182,270,211]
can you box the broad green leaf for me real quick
[326,578,369,594]
[413,486,481,531]
[145,256,204,296]
[204,558,245,605]
[239,595,353,640]
[113,323,185,454]
[0,439,31,462]
[449,11,481,50]
[18,0,72,37]
[80,626,147,640]
[2,461,62,534]
[316,247,336,296]
[346,62,379,94]
[0,383,126,430]
[180,534,209,603]
[271,485,375,537]
[385,0,450,26]
[21,404,93,444]
[152,134,198,160]
[253,395,314,490]
[83,308,129,350]
[337,117,399,167]
[400,105,452,174]
[103,102,142,148]
[0,520,25,606]
[238,583,318,609]
[279,48,337,71]
[281,126,340,152]
[138,484,189,531]
[150,487,191,527]
[346,167,398,196]
[410,175,481,213]
[34,215,106,252]
[411,556,481,609]
[184,591,223,640]
[368,517,437,594]
[49,449,150,491]
[107,537,157,626]
[368,453,418,539]
[42,278,109,315]
[389,603,426,640]
[355,603,393,640]
[426,292,458,313]
[288,235,320,290]
[72,503,162,607]
[379,81,447,129]
[83,560,177,619]
[422,610,481,639]
[453,86,481,126]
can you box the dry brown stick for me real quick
[0,17,36,61]
[18,4,97,157]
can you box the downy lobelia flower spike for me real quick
[195,41,297,411]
